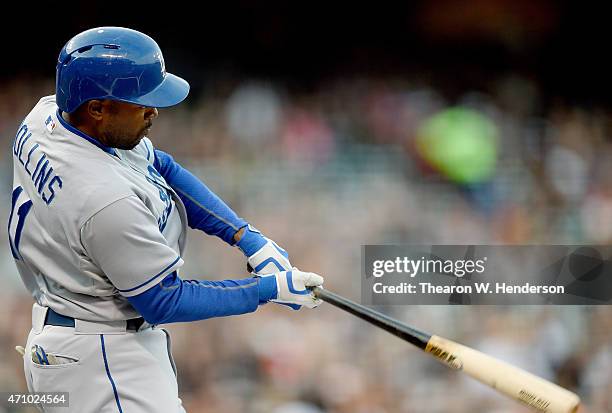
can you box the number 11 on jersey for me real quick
[8,186,32,260]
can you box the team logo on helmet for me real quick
[156,52,166,77]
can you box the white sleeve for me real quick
[81,195,184,297]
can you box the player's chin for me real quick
[117,137,143,150]
[138,127,151,139]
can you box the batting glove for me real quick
[258,269,324,310]
[236,225,292,274]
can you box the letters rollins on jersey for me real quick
[13,122,63,206]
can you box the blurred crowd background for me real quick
[1,1,612,412]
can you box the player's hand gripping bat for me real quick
[311,287,580,413]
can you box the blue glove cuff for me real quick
[236,225,267,257]
[257,275,278,304]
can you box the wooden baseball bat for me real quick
[312,287,580,413]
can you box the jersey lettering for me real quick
[42,176,63,205]
[13,124,30,157]
[13,124,63,205]
[10,97,184,320]
[8,186,33,259]
[147,165,172,231]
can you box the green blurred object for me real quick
[417,107,499,184]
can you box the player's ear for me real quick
[85,100,104,121]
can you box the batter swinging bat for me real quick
[311,287,580,413]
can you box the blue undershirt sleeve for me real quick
[127,271,278,324]
[153,149,247,245]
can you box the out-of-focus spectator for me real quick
[1,74,611,413]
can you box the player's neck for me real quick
[61,111,108,146]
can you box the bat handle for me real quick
[309,286,432,348]
[310,286,350,305]
[310,286,326,298]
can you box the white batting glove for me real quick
[258,269,324,310]
[236,225,292,274]
[248,238,292,274]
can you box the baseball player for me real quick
[10,26,324,412]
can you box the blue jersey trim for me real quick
[56,109,118,156]
[117,256,182,293]
[100,335,124,413]
[145,140,152,161]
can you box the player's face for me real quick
[99,101,158,150]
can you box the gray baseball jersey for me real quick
[10,96,187,321]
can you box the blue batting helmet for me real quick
[56,27,190,113]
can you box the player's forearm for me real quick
[153,149,247,244]
[127,271,275,324]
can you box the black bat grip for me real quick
[310,287,431,350]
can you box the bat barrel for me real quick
[312,287,581,413]
[426,335,581,413]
